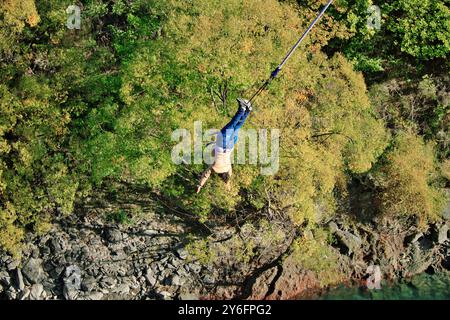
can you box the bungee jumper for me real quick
[196,98,252,193]
[196,0,334,192]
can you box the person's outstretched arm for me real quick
[196,166,213,193]
[225,167,232,191]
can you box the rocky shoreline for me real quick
[1,186,449,300]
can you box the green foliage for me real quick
[0,0,125,254]
[0,0,40,55]
[106,209,132,225]
[373,131,447,227]
[0,203,24,258]
[131,0,389,226]
[384,0,450,60]
[0,0,390,257]
[369,75,449,160]
[0,1,445,289]
[291,228,344,287]
[321,0,450,75]
[185,237,216,265]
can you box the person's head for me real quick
[218,172,231,184]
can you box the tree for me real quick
[373,131,446,227]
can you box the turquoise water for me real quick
[320,273,450,300]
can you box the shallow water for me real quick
[319,273,450,300]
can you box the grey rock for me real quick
[156,290,172,300]
[63,265,82,300]
[143,230,158,236]
[7,259,20,271]
[170,259,182,268]
[112,283,130,295]
[187,263,201,274]
[169,275,185,286]
[22,258,45,284]
[81,276,97,292]
[5,288,17,300]
[80,245,90,257]
[123,244,136,254]
[178,292,199,300]
[48,265,64,279]
[16,269,25,291]
[31,246,40,258]
[145,268,157,287]
[100,276,117,289]
[64,288,79,300]
[406,242,434,276]
[0,271,11,286]
[176,269,188,277]
[105,228,123,243]
[150,263,159,274]
[86,291,104,300]
[126,277,141,295]
[328,222,362,255]
[160,256,169,264]
[30,283,44,300]
[409,232,424,244]
[138,276,146,285]
[19,287,30,300]
[437,224,449,244]
[176,248,188,260]
[202,274,215,285]
[328,222,339,233]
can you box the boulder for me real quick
[437,224,449,244]
[15,269,25,291]
[19,287,30,300]
[5,288,17,300]
[81,276,97,292]
[178,292,199,300]
[63,265,82,300]
[142,230,158,236]
[329,222,362,255]
[145,268,157,287]
[0,271,11,287]
[7,258,20,271]
[168,275,185,286]
[112,283,130,295]
[430,223,449,244]
[187,262,201,274]
[29,283,44,300]
[247,266,278,300]
[86,291,104,300]
[264,254,320,300]
[105,228,123,243]
[99,276,117,289]
[202,274,215,285]
[405,243,434,276]
[156,290,172,300]
[176,248,188,260]
[22,258,45,284]
[49,235,69,254]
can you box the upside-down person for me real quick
[196,98,252,193]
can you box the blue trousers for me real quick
[217,107,250,150]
